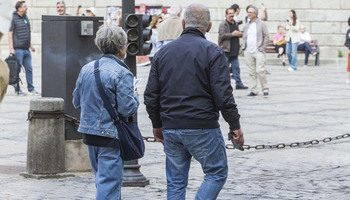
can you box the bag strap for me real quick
[93,59,119,124]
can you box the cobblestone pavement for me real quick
[0,62,349,199]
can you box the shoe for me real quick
[28,90,41,96]
[277,54,281,58]
[312,52,318,56]
[236,85,248,89]
[288,67,295,71]
[15,90,27,96]
[283,62,286,66]
[247,92,257,98]
[263,92,269,98]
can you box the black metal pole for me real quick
[122,0,149,187]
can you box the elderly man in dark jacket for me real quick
[144,3,244,200]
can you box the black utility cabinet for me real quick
[42,15,103,139]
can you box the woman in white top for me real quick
[149,15,163,64]
[285,10,300,71]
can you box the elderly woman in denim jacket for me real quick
[73,24,139,200]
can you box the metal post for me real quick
[122,0,149,187]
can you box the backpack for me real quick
[5,55,21,85]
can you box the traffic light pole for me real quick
[122,0,137,75]
[122,0,149,187]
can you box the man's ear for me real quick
[206,21,212,32]
[182,19,185,29]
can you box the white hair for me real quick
[95,24,127,54]
[184,3,211,33]
[168,4,183,16]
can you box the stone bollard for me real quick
[20,97,73,179]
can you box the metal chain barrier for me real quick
[226,133,350,150]
[65,114,80,126]
[64,115,350,150]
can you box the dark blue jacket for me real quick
[144,28,240,130]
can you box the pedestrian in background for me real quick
[298,25,317,67]
[218,7,248,90]
[242,6,270,98]
[345,17,350,84]
[73,24,139,200]
[259,3,268,21]
[145,3,244,199]
[8,1,40,96]
[75,5,84,16]
[230,4,242,26]
[157,4,183,49]
[0,0,13,103]
[273,25,286,66]
[56,1,68,15]
[149,15,163,64]
[86,7,96,17]
[286,9,300,71]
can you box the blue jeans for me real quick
[297,43,314,65]
[225,56,243,86]
[14,49,34,92]
[286,40,299,70]
[88,145,123,200]
[163,128,228,200]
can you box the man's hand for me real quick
[30,45,36,52]
[229,128,244,147]
[9,47,15,55]
[232,30,242,37]
[153,128,164,144]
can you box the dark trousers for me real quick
[297,43,314,65]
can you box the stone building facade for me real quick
[1,0,349,65]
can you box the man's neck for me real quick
[250,17,257,22]
[17,11,24,17]
[226,19,235,24]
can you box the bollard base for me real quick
[20,172,75,179]
[123,160,150,187]
[122,179,150,187]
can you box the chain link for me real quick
[142,136,158,142]
[64,115,350,151]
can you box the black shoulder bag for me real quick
[93,59,145,161]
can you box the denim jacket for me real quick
[73,54,139,139]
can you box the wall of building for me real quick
[1,0,349,65]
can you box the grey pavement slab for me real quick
[0,62,349,199]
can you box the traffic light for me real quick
[124,14,152,56]
[125,14,139,56]
[138,15,152,56]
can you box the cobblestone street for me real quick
[0,62,349,199]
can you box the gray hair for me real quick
[56,1,66,6]
[184,3,211,33]
[168,4,183,16]
[249,6,259,15]
[95,24,127,54]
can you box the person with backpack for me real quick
[8,1,40,96]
